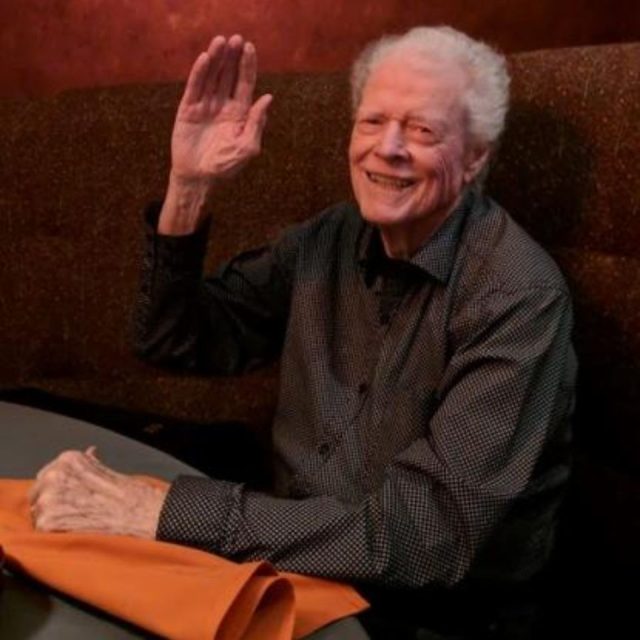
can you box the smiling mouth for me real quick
[366,171,416,190]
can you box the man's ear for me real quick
[463,145,491,184]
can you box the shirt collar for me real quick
[357,188,474,284]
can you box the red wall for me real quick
[1,0,639,97]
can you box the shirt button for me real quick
[358,382,368,394]
[318,442,331,458]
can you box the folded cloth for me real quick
[0,479,368,640]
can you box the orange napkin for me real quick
[0,479,368,640]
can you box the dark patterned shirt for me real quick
[134,188,576,591]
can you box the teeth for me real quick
[366,172,414,189]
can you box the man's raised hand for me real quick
[159,35,272,235]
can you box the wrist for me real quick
[130,481,169,539]
[157,171,216,236]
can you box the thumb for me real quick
[243,93,272,145]
[85,445,99,461]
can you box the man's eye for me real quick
[408,124,436,142]
[358,118,383,131]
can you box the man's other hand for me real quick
[28,448,169,539]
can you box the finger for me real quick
[217,34,244,100]
[79,453,126,496]
[242,93,273,147]
[206,34,227,61]
[32,448,78,489]
[28,477,43,505]
[27,458,68,507]
[202,35,227,101]
[80,449,112,477]
[29,500,39,525]
[30,450,84,503]
[35,506,90,533]
[85,445,98,460]
[34,458,56,483]
[84,446,110,474]
[180,51,210,106]
[234,41,257,105]
[29,456,63,504]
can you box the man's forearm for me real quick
[154,452,486,590]
[133,201,211,370]
[134,199,292,374]
[157,172,214,236]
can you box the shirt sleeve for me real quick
[133,203,297,374]
[156,283,576,589]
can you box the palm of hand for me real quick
[170,36,271,184]
[173,102,252,180]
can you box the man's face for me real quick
[349,53,486,255]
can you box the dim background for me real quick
[1,0,639,97]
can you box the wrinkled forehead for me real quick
[358,51,470,120]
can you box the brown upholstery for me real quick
[488,46,640,623]
[0,42,638,628]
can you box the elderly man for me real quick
[30,26,576,638]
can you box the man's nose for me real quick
[375,121,409,160]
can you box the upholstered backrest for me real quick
[0,44,637,626]
[489,44,640,576]
[0,45,638,484]
[491,46,640,487]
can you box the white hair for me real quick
[350,26,510,148]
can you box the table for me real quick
[0,401,369,639]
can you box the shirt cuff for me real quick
[144,201,211,274]
[156,475,243,556]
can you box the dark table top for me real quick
[0,401,369,640]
